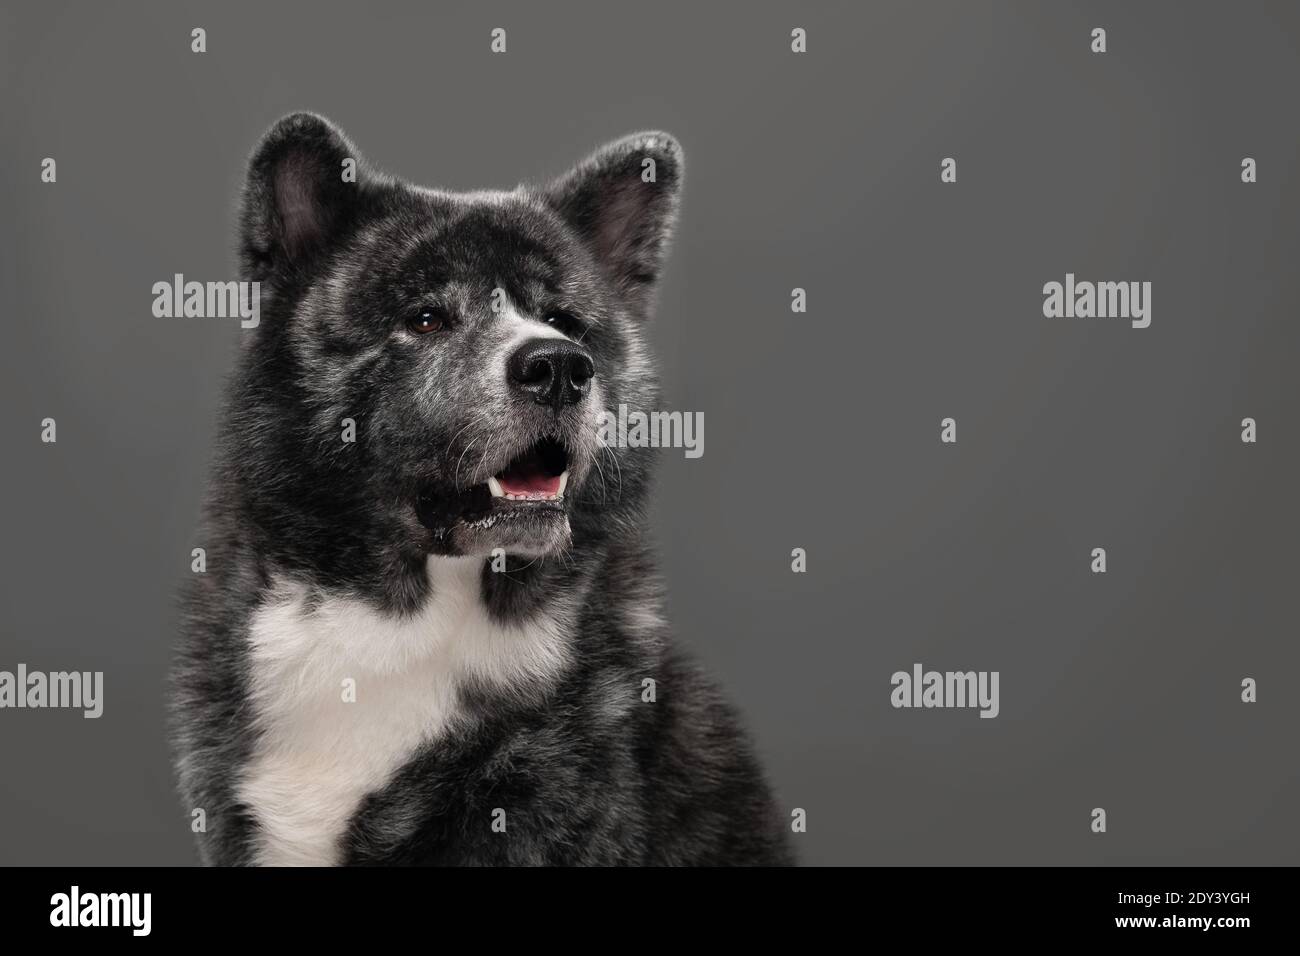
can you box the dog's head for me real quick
[229,113,679,581]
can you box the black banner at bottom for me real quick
[0,866,1277,941]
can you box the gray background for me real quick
[2,0,1297,866]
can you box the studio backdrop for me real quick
[1,0,1297,866]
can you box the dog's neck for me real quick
[237,554,576,865]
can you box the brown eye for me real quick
[545,312,581,336]
[407,309,446,335]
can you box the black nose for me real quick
[507,338,595,412]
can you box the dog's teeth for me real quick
[492,476,567,503]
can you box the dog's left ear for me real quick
[239,112,385,285]
[543,132,684,312]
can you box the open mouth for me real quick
[415,435,576,553]
[486,437,569,503]
[417,436,572,533]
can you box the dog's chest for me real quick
[237,558,567,866]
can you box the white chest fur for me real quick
[237,556,569,866]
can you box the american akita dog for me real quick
[169,113,792,866]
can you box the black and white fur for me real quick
[169,113,792,866]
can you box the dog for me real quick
[169,113,792,866]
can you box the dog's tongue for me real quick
[498,465,562,497]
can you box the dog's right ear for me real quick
[543,131,684,315]
[239,113,380,283]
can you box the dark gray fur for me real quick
[169,113,792,866]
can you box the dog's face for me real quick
[232,114,680,574]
